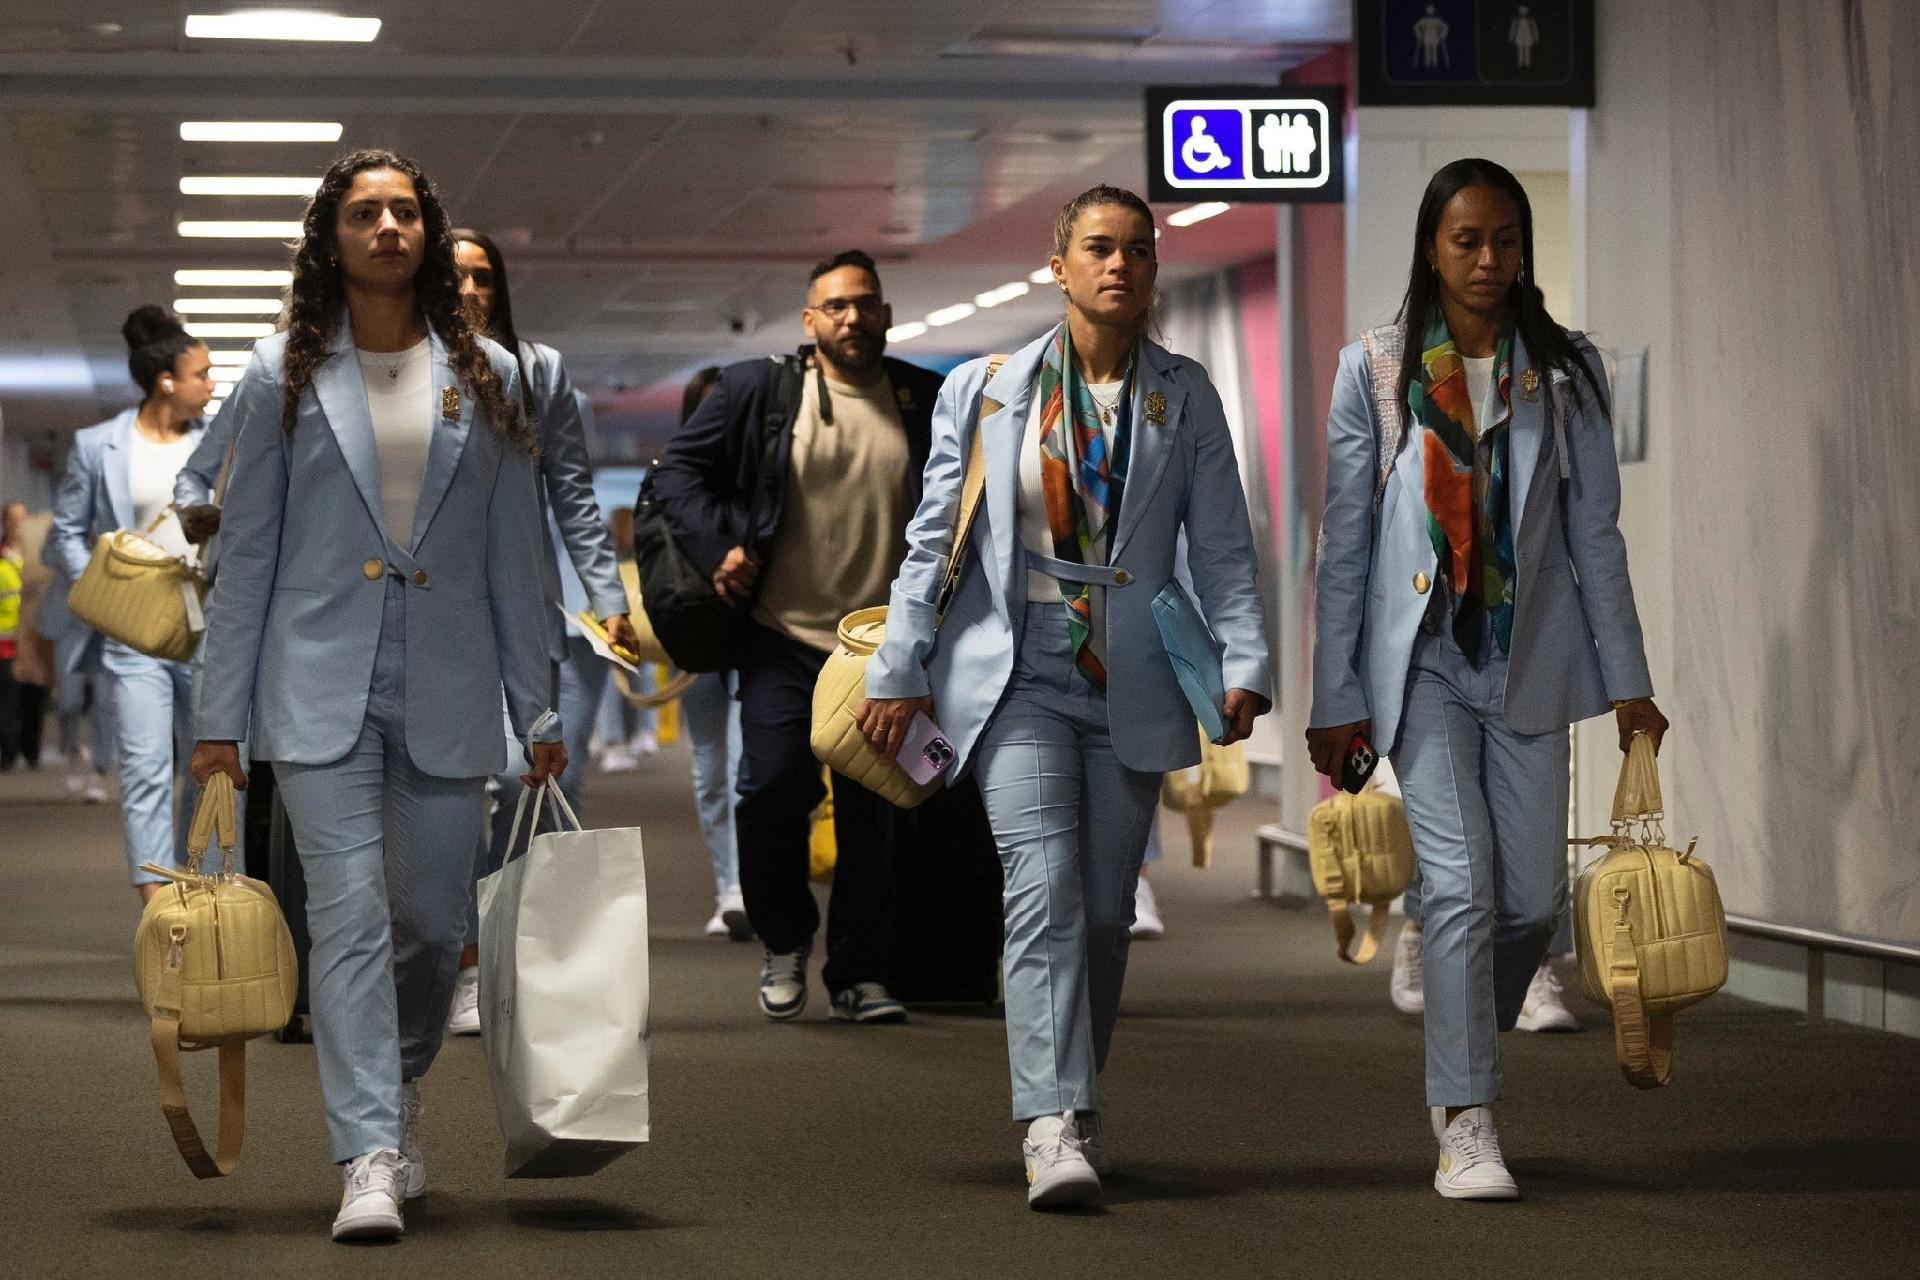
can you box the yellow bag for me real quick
[808,770,837,883]
[1161,735,1250,812]
[69,519,207,663]
[1307,780,1415,964]
[810,357,1005,808]
[1573,733,1727,1090]
[132,773,298,1177]
[615,560,675,668]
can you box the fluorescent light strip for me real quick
[180,122,343,143]
[1028,267,1053,285]
[174,297,281,315]
[179,221,303,239]
[185,321,276,339]
[185,13,381,42]
[885,321,928,343]
[180,176,319,197]
[1166,201,1231,228]
[206,350,255,366]
[925,303,976,327]
[176,269,294,287]
[204,398,225,415]
[974,281,1030,309]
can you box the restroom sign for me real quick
[1145,86,1344,204]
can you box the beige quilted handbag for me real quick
[809,358,1005,808]
[1573,733,1727,1089]
[1308,780,1415,964]
[69,514,207,662]
[1160,731,1252,867]
[133,772,299,1177]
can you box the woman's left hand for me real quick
[522,740,568,786]
[1614,697,1669,754]
[1220,688,1267,746]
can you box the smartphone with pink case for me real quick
[895,712,957,786]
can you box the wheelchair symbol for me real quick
[1180,116,1234,175]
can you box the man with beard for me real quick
[652,250,942,1023]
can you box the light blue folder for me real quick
[1151,581,1227,744]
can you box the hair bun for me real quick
[122,304,187,351]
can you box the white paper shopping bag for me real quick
[478,780,650,1177]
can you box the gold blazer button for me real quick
[412,570,429,587]
[1112,569,1132,586]
[363,558,383,581]
[1413,572,1431,595]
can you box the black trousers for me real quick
[734,622,896,992]
[0,658,47,768]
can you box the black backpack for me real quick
[633,355,804,673]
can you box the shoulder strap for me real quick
[149,943,248,1177]
[1605,901,1675,1088]
[933,356,1008,622]
[1358,325,1409,505]
[744,355,806,555]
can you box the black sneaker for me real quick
[829,981,907,1024]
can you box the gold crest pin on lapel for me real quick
[441,386,461,421]
[1145,390,1167,425]
[1520,369,1541,401]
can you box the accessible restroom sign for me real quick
[1145,86,1344,204]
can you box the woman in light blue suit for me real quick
[47,305,216,901]
[190,150,563,1244]
[1307,159,1669,1201]
[862,186,1271,1210]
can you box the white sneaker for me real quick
[332,1149,407,1241]
[1130,877,1165,940]
[599,745,637,774]
[1433,1107,1519,1200]
[1076,1111,1113,1176]
[1024,1111,1101,1209]
[64,768,86,796]
[1515,959,1580,1032]
[446,966,480,1036]
[758,947,809,1019]
[399,1082,427,1200]
[629,731,658,758]
[83,776,107,804]
[705,890,752,941]
[1390,923,1425,1015]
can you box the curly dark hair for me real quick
[280,149,531,451]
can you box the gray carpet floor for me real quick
[2,747,1916,1279]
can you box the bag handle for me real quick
[501,778,584,866]
[1602,883,1674,1088]
[933,356,1008,623]
[147,929,248,1177]
[186,772,237,876]
[1610,731,1665,846]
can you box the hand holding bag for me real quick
[69,510,208,662]
[479,780,650,1177]
[132,772,298,1177]
[1572,733,1727,1089]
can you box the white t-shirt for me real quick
[358,338,433,550]
[1462,354,1500,437]
[1018,379,1122,601]
[128,431,198,558]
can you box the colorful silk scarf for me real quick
[1408,313,1515,664]
[1034,324,1134,687]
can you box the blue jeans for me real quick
[972,607,1161,1122]
[274,577,486,1163]
[682,671,741,897]
[1393,626,1569,1107]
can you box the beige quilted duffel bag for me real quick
[1573,733,1727,1089]
[133,772,298,1177]
[1308,779,1415,964]
[69,517,207,663]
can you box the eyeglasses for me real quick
[810,296,885,320]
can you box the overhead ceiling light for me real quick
[179,176,319,197]
[925,303,977,327]
[886,321,928,343]
[178,220,303,239]
[1028,267,1054,285]
[206,349,254,365]
[1166,201,1232,228]
[176,268,294,287]
[185,321,276,339]
[185,12,381,42]
[204,398,225,415]
[974,281,1030,309]
[180,122,343,143]
[174,297,281,315]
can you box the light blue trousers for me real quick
[682,670,741,897]
[101,641,215,883]
[274,579,486,1163]
[1393,626,1568,1108]
[54,628,114,766]
[972,607,1161,1122]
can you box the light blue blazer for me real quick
[1309,332,1653,756]
[46,408,207,670]
[194,322,559,777]
[867,328,1272,776]
[518,340,627,662]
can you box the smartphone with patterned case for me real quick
[896,712,957,786]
